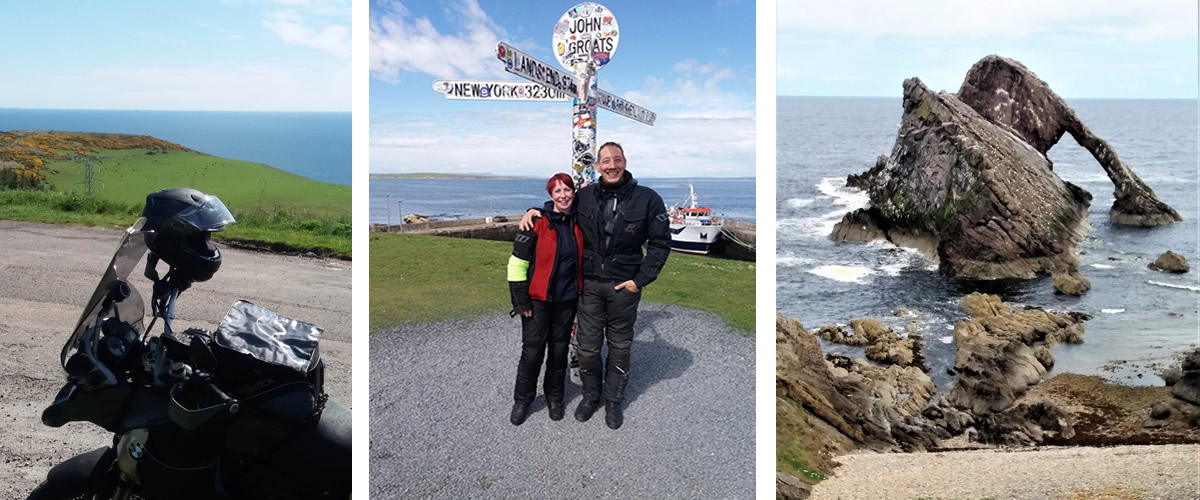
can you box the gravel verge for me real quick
[810,444,1200,499]
[0,221,352,497]
[369,303,755,498]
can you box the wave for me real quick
[1148,280,1200,292]
[1101,308,1125,314]
[1089,263,1115,269]
[816,177,870,209]
[786,198,814,208]
[777,255,816,268]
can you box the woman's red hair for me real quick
[545,172,575,194]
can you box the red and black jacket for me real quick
[508,207,584,315]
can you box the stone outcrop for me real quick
[813,318,926,370]
[831,55,1180,280]
[974,402,1075,446]
[957,56,1181,227]
[945,293,1088,415]
[404,214,430,224]
[1172,348,1200,406]
[777,313,938,452]
[1052,266,1091,296]
[1151,251,1190,273]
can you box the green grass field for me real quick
[47,148,349,219]
[369,233,755,332]
[2,139,352,257]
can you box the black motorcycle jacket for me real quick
[575,170,670,289]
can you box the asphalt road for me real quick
[0,221,352,496]
[369,303,756,498]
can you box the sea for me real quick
[0,109,350,185]
[369,176,756,224]
[777,97,1200,390]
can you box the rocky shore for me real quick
[776,298,1200,499]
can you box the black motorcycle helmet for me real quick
[142,188,236,283]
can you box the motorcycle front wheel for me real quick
[26,447,140,500]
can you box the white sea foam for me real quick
[807,265,872,283]
[1148,281,1200,292]
[786,198,814,208]
[778,216,839,240]
[816,177,870,209]
[939,336,954,344]
[1090,263,1115,270]
[1101,308,1125,314]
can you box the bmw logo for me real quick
[129,441,145,461]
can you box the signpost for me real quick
[432,79,572,102]
[433,2,655,188]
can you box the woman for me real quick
[506,173,583,425]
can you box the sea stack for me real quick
[831,55,1181,280]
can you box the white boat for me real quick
[667,184,722,255]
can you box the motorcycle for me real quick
[27,216,351,499]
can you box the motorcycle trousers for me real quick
[514,299,577,404]
[576,277,640,404]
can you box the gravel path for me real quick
[369,303,755,498]
[810,444,1200,499]
[0,221,352,497]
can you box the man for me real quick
[525,142,671,429]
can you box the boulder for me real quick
[775,471,811,500]
[404,214,430,224]
[974,402,1075,446]
[1173,371,1200,406]
[1161,367,1183,386]
[1150,401,1174,420]
[1150,251,1189,273]
[1034,346,1055,370]
[1184,349,1200,372]
[1052,267,1091,296]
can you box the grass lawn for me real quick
[369,233,755,332]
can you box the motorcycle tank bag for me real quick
[211,300,327,456]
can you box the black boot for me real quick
[510,400,531,426]
[547,400,565,421]
[605,401,623,429]
[574,399,600,422]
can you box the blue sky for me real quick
[0,1,350,111]
[778,0,1199,99]
[369,0,756,177]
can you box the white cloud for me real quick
[369,2,755,177]
[263,10,350,57]
[778,0,1198,41]
[370,105,754,177]
[370,0,517,84]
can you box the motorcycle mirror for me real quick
[101,280,131,312]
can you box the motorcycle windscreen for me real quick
[61,219,149,369]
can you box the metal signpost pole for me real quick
[554,3,618,188]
